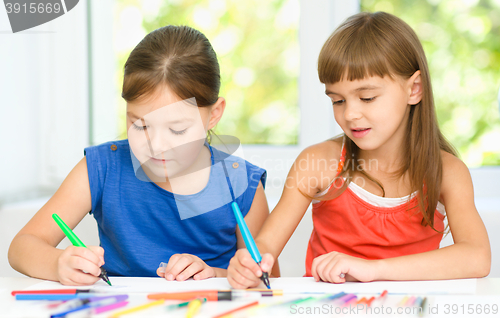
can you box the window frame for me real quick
[234,0,360,199]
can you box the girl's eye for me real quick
[361,97,376,102]
[170,128,187,135]
[332,99,345,105]
[133,123,147,131]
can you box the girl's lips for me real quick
[150,157,172,165]
[351,128,371,138]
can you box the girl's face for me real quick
[325,72,422,154]
[126,85,214,180]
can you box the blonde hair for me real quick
[317,12,456,230]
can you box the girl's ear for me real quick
[408,70,423,106]
[207,97,226,130]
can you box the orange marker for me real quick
[365,296,376,306]
[148,290,262,301]
[149,290,230,301]
[356,297,367,304]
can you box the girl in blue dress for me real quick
[9,25,273,285]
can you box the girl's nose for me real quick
[148,128,171,156]
[343,102,362,121]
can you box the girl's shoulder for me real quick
[210,145,267,187]
[299,136,344,164]
[84,140,130,165]
[84,140,129,154]
[292,136,344,194]
[211,145,264,172]
[441,150,467,177]
[440,150,472,199]
[84,139,132,179]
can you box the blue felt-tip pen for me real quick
[231,201,271,289]
[15,294,100,301]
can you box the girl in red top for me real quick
[227,11,491,287]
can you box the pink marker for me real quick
[94,301,129,314]
[337,294,357,306]
[343,296,358,307]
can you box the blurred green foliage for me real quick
[114,0,299,145]
[114,0,500,166]
[362,0,500,166]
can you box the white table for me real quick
[1,277,499,317]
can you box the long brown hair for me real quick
[317,12,457,230]
[122,25,220,107]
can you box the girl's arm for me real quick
[8,157,104,285]
[374,152,490,280]
[228,141,342,288]
[311,151,491,283]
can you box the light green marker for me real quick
[52,213,112,286]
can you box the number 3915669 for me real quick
[5,2,62,14]
[444,304,498,315]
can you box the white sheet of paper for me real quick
[23,277,476,295]
[23,277,233,293]
[270,277,477,295]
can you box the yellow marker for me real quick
[185,297,206,318]
[109,299,164,317]
[398,296,409,306]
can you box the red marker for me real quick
[12,289,93,296]
[369,290,388,307]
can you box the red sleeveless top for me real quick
[304,142,445,276]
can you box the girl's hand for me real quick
[227,249,274,289]
[311,252,378,284]
[157,254,215,281]
[57,246,105,286]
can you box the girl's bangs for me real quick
[122,71,162,102]
[318,33,393,84]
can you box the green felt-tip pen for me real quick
[165,300,191,311]
[52,213,111,286]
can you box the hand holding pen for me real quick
[56,245,107,286]
[228,202,273,289]
[52,214,111,286]
[228,249,274,289]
